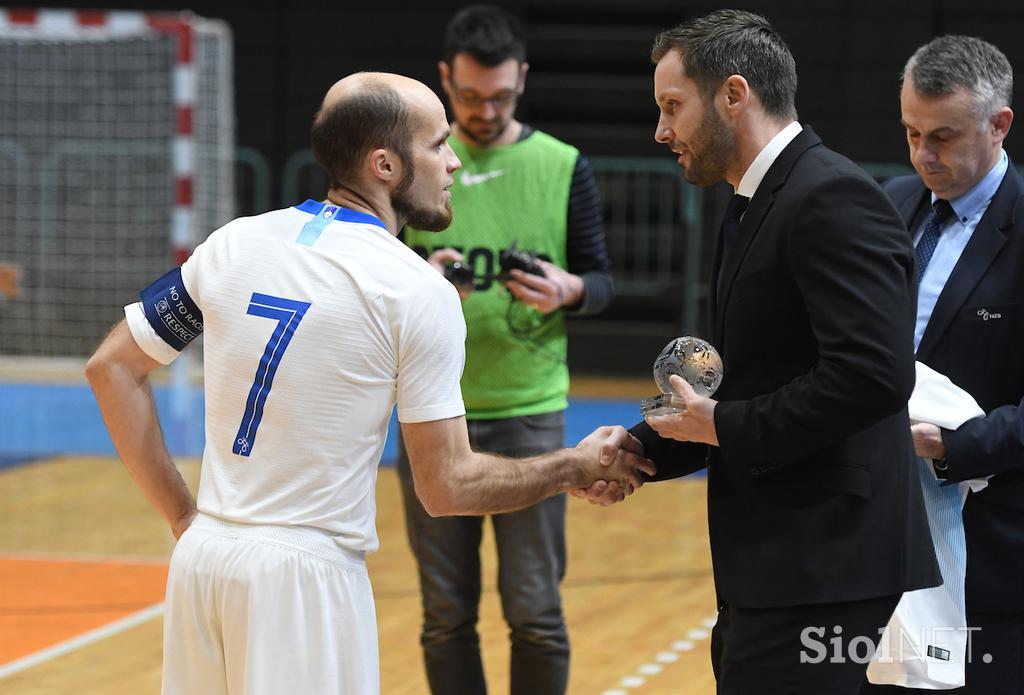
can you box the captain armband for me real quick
[138,267,204,351]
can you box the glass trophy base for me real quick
[640,394,687,417]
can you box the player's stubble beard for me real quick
[391,156,452,232]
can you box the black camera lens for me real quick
[498,243,545,278]
[443,261,476,287]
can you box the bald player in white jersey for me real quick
[86,72,653,695]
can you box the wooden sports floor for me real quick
[0,376,718,694]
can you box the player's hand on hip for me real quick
[171,508,198,541]
[645,375,720,446]
[505,261,579,314]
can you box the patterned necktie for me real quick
[721,194,750,264]
[914,199,955,285]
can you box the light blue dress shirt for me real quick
[900,153,1007,686]
[913,149,1008,351]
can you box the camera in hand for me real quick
[443,261,476,287]
[497,241,545,279]
[441,241,546,290]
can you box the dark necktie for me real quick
[721,194,750,263]
[914,199,955,285]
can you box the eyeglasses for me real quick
[449,79,520,109]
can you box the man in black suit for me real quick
[594,10,941,694]
[863,35,1023,694]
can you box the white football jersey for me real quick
[125,200,466,553]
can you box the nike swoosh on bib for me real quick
[460,169,505,186]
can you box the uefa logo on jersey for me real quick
[156,298,170,314]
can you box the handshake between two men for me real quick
[573,374,715,506]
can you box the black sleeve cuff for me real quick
[565,270,614,316]
[627,420,709,482]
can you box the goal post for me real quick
[0,8,235,359]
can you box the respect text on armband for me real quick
[140,268,205,351]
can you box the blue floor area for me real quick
[0,384,661,468]
[0,382,204,460]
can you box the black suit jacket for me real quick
[885,164,1024,615]
[632,127,940,608]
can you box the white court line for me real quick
[599,614,717,693]
[0,602,165,679]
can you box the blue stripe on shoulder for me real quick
[292,199,389,247]
[295,202,334,246]
[294,199,326,215]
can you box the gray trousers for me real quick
[396,411,569,695]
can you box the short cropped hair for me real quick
[903,35,1013,125]
[651,9,798,120]
[443,4,526,67]
[310,79,412,190]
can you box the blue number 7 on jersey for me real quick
[233,293,311,457]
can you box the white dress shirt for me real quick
[736,121,803,198]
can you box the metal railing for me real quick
[256,148,707,329]
[238,149,972,337]
[589,156,703,329]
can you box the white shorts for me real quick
[161,514,379,695]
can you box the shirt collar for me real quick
[736,121,803,198]
[933,149,1008,223]
[293,199,388,230]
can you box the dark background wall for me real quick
[17,0,1024,372]
[23,0,1024,199]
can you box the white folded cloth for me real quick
[867,362,985,689]
[908,362,988,494]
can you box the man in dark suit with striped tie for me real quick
[864,35,1024,695]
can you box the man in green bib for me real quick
[398,6,614,694]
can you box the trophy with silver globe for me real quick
[640,337,724,416]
